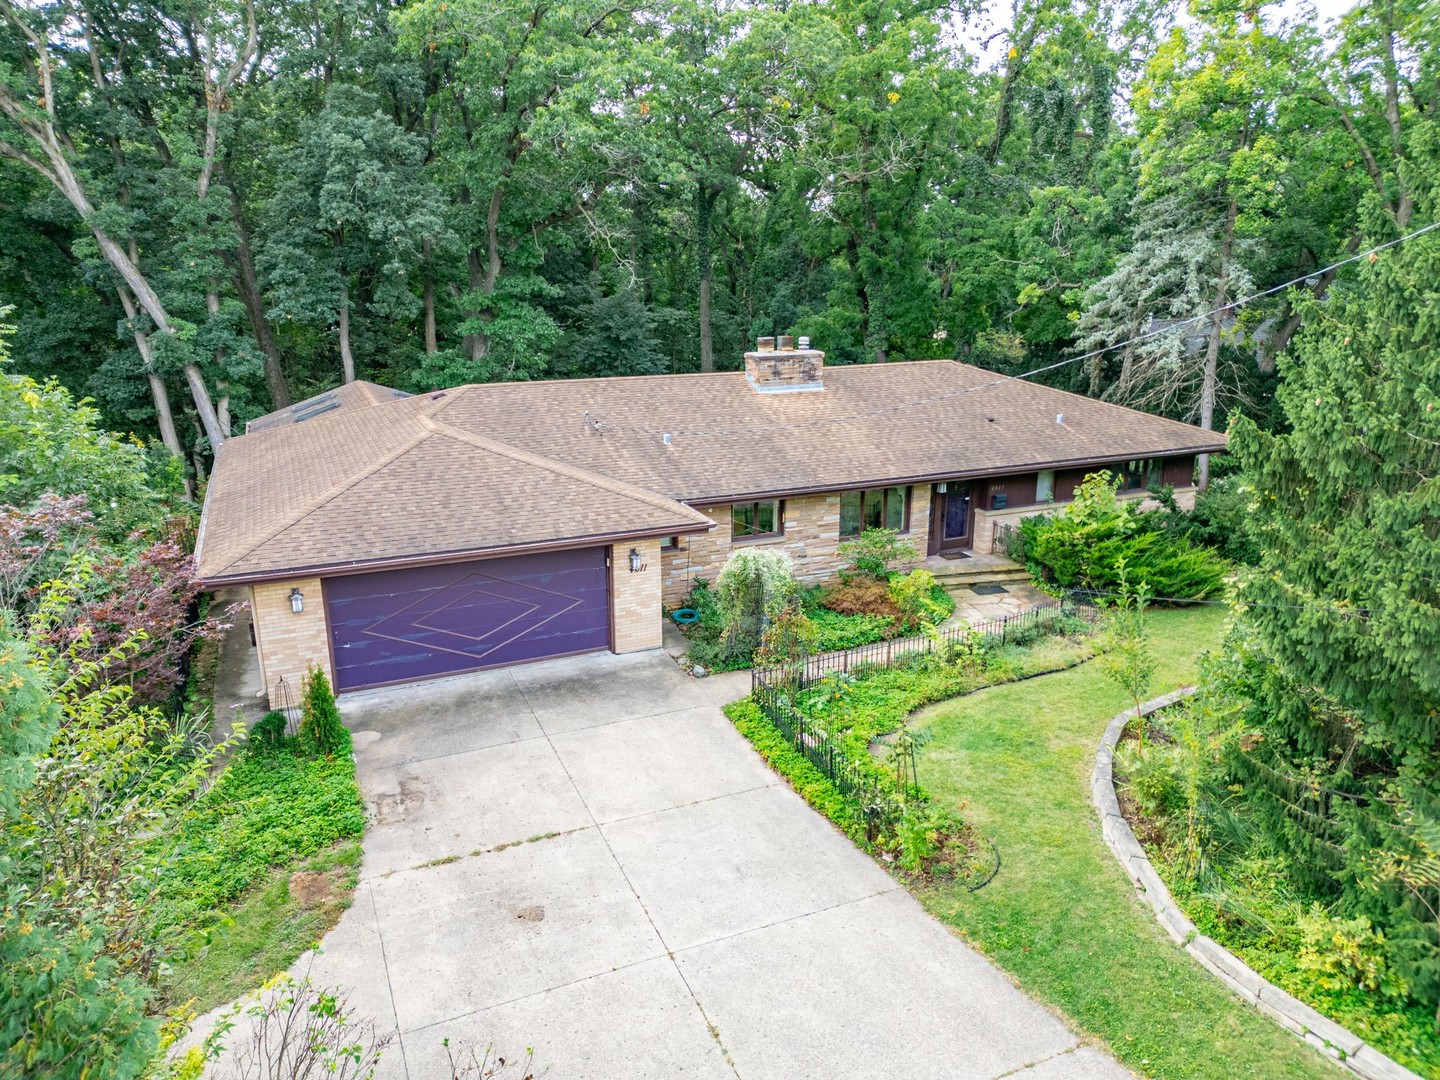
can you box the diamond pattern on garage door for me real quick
[325,548,609,691]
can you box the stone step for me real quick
[933,567,1032,588]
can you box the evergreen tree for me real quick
[1224,121,1440,1006]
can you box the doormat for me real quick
[970,584,1009,595]
[937,551,971,560]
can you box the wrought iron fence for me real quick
[751,592,1101,693]
[748,594,1101,829]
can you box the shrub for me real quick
[819,577,902,621]
[715,547,797,659]
[1297,910,1405,999]
[1022,472,1227,599]
[809,608,895,651]
[248,710,289,753]
[1116,741,1188,819]
[837,528,919,581]
[299,666,349,757]
[889,568,948,630]
[1177,474,1262,565]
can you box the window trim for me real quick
[660,535,681,551]
[838,486,912,538]
[731,499,785,542]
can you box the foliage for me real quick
[0,352,181,541]
[1296,911,1404,1000]
[754,596,819,673]
[1174,475,1262,566]
[0,494,93,611]
[299,665,350,758]
[0,630,58,813]
[0,911,158,1080]
[888,568,948,630]
[150,742,366,947]
[248,711,288,753]
[807,608,896,652]
[1096,566,1157,732]
[715,547,797,660]
[1020,472,1228,599]
[817,577,902,622]
[202,975,391,1080]
[837,528,919,582]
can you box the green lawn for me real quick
[910,606,1342,1080]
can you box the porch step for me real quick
[931,565,1033,589]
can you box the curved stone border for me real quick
[1093,690,1422,1080]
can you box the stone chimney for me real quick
[744,335,824,393]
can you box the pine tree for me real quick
[300,665,350,757]
[1223,120,1440,1006]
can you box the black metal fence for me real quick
[747,594,1101,828]
[751,592,1101,692]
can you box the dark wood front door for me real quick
[928,483,973,554]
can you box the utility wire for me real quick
[1069,587,1373,615]
[589,219,1440,441]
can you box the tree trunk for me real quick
[422,237,438,353]
[115,287,183,459]
[1198,199,1238,492]
[224,178,291,408]
[338,277,355,383]
[696,182,717,373]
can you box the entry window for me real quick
[1035,470,1055,503]
[732,500,783,540]
[839,486,910,537]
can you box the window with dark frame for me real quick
[1119,459,1160,491]
[731,500,783,540]
[838,486,910,537]
[660,536,680,551]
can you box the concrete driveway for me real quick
[308,650,1130,1080]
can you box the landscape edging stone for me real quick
[1092,689,1424,1080]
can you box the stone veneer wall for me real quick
[1095,690,1422,1080]
[251,577,333,710]
[661,487,933,606]
[973,486,1198,555]
[611,538,663,652]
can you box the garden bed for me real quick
[728,605,1098,885]
[1115,707,1440,1077]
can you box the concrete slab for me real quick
[402,958,734,1080]
[550,705,776,824]
[675,889,1081,1080]
[340,668,541,769]
[357,736,592,876]
[368,828,666,1033]
[511,650,713,734]
[300,884,401,1036]
[603,784,897,951]
[1006,1047,1134,1079]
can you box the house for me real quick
[196,344,1224,706]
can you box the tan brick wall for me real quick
[972,486,1198,554]
[610,538,663,652]
[252,577,333,709]
[662,485,934,605]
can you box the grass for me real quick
[909,606,1344,1080]
[150,738,367,1012]
[161,840,362,1014]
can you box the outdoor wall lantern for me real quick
[290,587,304,613]
[628,548,643,573]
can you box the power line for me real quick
[588,219,1440,442]
[1069,587,1372,615]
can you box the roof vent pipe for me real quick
[797,336,811,349]
[662,433,672,446]
[1056,413,1065,424]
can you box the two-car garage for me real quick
[324,547,612,692]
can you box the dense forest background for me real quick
[0,0,1433,478]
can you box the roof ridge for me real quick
[207,418,440,578]
[418,412,709,525]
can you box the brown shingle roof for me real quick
[244,380,411,433]
[200,361,1225,583]
[197,395,711,583]
[427,360,1226,502]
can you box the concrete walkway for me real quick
[293,650,1130,1080]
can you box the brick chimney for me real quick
[744,335,824,393]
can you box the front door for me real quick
[929,482,973,554]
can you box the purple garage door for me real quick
[325,548,610,691]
